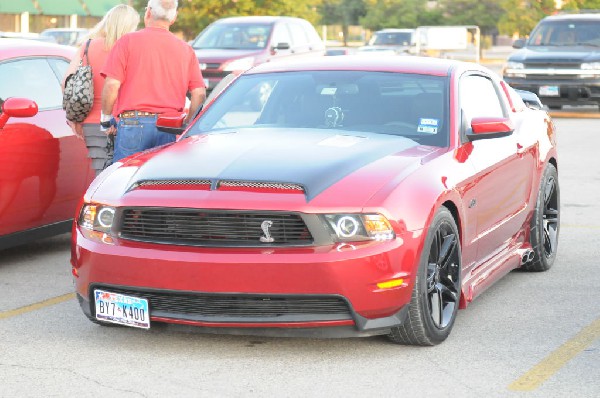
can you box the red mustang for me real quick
[0,39,93,250]
[71,56,559,345]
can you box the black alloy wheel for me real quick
[425,220,461,329]
[388,207,461,346]
[525,163,560,272]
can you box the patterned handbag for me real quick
[63,39,93,123]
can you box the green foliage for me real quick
[561,0,600,10]
[438,0,504,35]
[498,0,556,37]
[360,0,442,31]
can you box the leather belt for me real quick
[119,110,158,118]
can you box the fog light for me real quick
[377,278,404,289]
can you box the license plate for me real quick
[94,289,150,329]
[539,86,559,97]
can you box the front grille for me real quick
[119,208,313,247]
[524,61,580,68]
[93,285,353,322]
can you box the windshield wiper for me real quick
[575,42,600,47]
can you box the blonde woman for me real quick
[63,5,140,175]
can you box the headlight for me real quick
[504,62,526,78]
[581,62,600,70]
[79,204,116,233]
[506,61,524,69]
[324,214,395,242]
[223,56,255,72]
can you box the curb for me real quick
[549,111,600,119]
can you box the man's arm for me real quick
[101,77,121,135]
[101,77,121,116]
[185,87,206,124]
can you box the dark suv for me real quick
[503,13,600,109]
[191,16,325,92]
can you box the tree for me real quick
[498,0,556,37]
[438,0,504,36]
[360,0,442,31]
[561,0,600,10]
[319,0,366,45]
[138,0,322,40]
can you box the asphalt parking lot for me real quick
[0,117,599,397]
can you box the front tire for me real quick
[388,207,461,346]
[524,163,560,271]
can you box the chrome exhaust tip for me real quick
[521,249,535,265]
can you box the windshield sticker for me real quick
[321,87,337,95]
[417,118,439,134]
[318,135,366,148]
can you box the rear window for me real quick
[369,32,413,46]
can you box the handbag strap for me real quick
[80,39,91,67]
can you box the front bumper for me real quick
[504,75,600,106]
[72,227,422,337]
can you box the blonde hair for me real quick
[88,4,140,50]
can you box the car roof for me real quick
[247,55,485,77]
[213,16,303,25]
[542,13,600,22]
[0,38,75,59]
[375,29,415,33]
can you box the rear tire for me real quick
[388,207,461,346]
[523,163,560,272]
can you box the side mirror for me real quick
[468,117,514,141]
[272,42,290,51]
[514,89,544,110]
[512,39,525,49]
[0,97,38,128]
[156,114,186,135]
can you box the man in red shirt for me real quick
[101,0,205,163]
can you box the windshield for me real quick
[369,32,413,46]
[192,23,272,50]
[187,71,449,147]
[528,20,600,46]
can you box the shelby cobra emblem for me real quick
[260,220,274,243]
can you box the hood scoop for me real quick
[128,179,305,194]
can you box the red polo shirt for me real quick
[101,27,204,116]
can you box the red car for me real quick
[72,56,559,345]
[0,39,93,250]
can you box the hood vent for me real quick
[217,180,305,194]
[130,179,212,191]
[128,179,305,194]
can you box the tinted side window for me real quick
[0,58,63,110]
[460,74,504,123]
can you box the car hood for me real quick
[193,48,262,63]
[90,128,438,208]
[509,46,600,63]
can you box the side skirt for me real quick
[0,220,72,250]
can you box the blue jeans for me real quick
[112,115,176,163]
